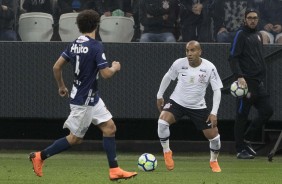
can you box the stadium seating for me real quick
[99,15,134,42]
[59,13,80,42]
[18,12,54,42]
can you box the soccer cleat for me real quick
[164,150,174,171]
[29,152,44,177]
[245,144,257,156]
[109,167,137,181]
[210,161,221,172]
[236,150,255,159]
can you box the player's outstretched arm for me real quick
[156,72,172,112]
[53,56,69,97]
[100,61,121,79]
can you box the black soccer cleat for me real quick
[237,150,255,159]
[245,144,257,156]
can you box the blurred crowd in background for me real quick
[0,0,282,44]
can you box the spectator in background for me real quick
[228,9,273,159]
[22,0,57,41]
[0,0,17,41]
[57,0,103,16]
[131,0,141,41]
[139,0,178,42]
[178,0,214,42]
[213,0,248,43]
[248,0,282,44]
[22,0,53,14]
[102,0,133,17]
[56,0,103,41]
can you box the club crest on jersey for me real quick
[198,74,206,83]
[162,0,169,9]
[70,44,89,53]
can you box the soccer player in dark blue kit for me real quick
[29,9,137,181]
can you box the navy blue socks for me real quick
[103,137,118,168]
[41,137,71,160]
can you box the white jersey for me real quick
[168,57,223,109]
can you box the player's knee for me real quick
[67,134,83,145]
[103,123,117,136]
[159,111,175,123]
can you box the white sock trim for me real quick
[209,134,220,142]
[158,119,169,126]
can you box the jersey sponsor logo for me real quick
[189,76,195,83]
[70,44,89,53]
[200,69,206,72]
[181,66,188,69]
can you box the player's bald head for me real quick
[186,40,201,50]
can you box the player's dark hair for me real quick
[76,10,100,34]
[244,8,259,18]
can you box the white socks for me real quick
[209,134,221,162]
[158,119,170,153]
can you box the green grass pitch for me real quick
[0,151,281,184]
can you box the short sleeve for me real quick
[95,43,109,69]
[61,45,71,62]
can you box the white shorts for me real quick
[260,30,282,44]
[63,98,113,138]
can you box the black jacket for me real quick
[229,25,266,82]
[23,0,52,14]
[179,0,211,26]
[0,0,16,30]
[139,0,177,33]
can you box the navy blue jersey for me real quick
[61,35,109,106]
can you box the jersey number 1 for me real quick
[75,55,80,75]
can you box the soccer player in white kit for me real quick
[156,41,223,172]
[29,10,137,181]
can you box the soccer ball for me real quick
[137,153,157,172]
[230,81,248,97]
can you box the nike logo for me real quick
[182,74,187,76]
